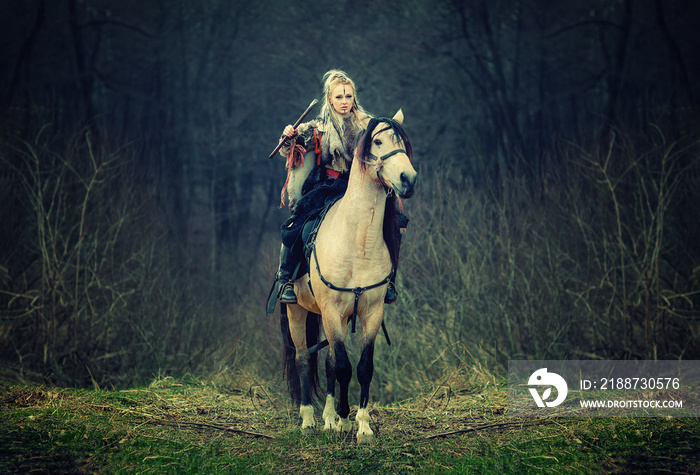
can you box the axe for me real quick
[268,99,318,159]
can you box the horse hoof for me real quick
[323,419,336,430]
[335,417,352,433]
[357,432,376,445]
[301,425,316,435]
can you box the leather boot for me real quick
[384,279,397,304]
[277,244,298,304]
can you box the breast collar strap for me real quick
[309,242,394,338]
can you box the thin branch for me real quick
[80,19,157,38]
[546,20,622,39]
[144,418,274,439]
[425,419,554,439]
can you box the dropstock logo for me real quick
[528,368,568,408]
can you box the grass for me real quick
[1,372,699,474]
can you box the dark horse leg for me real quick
[357,342,375,408]
[322,351,337,429]
[282,306,321,432]
[356,341,376,443]
[295,347,315,431]
[329,340,353,432]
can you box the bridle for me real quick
[367,148,406,163]
[364,123,409,163]
[362,124,410,194]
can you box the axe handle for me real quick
[268,99,319,159]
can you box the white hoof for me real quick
[299,404,315,432]
[322,395,337,430]
[335,416,352,433]
[356,408,375,443]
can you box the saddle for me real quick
[288,192,342,280]
[266,177,346,314]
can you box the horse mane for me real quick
[356,117,413,169]
[355,117,412,270]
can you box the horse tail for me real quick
[280,305,323,405]
[306,312,323,403]
[280,305,301,402]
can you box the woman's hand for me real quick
[282,125,297,138]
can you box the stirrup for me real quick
[384,282,397,304]
[279,281,297,304]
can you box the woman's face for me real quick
[329,84,354,116]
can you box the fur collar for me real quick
[317,113,370,172]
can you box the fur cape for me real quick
[279,112,369,211]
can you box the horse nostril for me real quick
[400,172,415,198]
[401,172,415,188]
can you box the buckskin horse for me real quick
[279,110,416,443]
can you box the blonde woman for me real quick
[280,69,371,175]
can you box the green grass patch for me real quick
[1,376,699,474]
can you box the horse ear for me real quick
[393,109,404,124]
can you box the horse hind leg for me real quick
[284,306,321,432]
[322,352,337,430]
[329,340,353,433]
[296,348,316,433]
[356,341,376,444]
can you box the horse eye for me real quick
[373,139,382,146]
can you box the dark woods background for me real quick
[1,0,699,400]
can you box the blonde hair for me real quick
[318,69,369,132]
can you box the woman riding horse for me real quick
[283,110,416,442]
[274,70,406,305]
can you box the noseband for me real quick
[367,148,405,162]
[365,147,405,192]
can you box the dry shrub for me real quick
[376,125,700,400]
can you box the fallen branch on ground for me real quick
[425,419,555,439]
[144,418,275,439]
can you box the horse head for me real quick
[357,109,417,199]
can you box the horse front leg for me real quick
[356,340,376,444]
[355,302,386,444]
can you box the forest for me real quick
[1,0,699,403]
